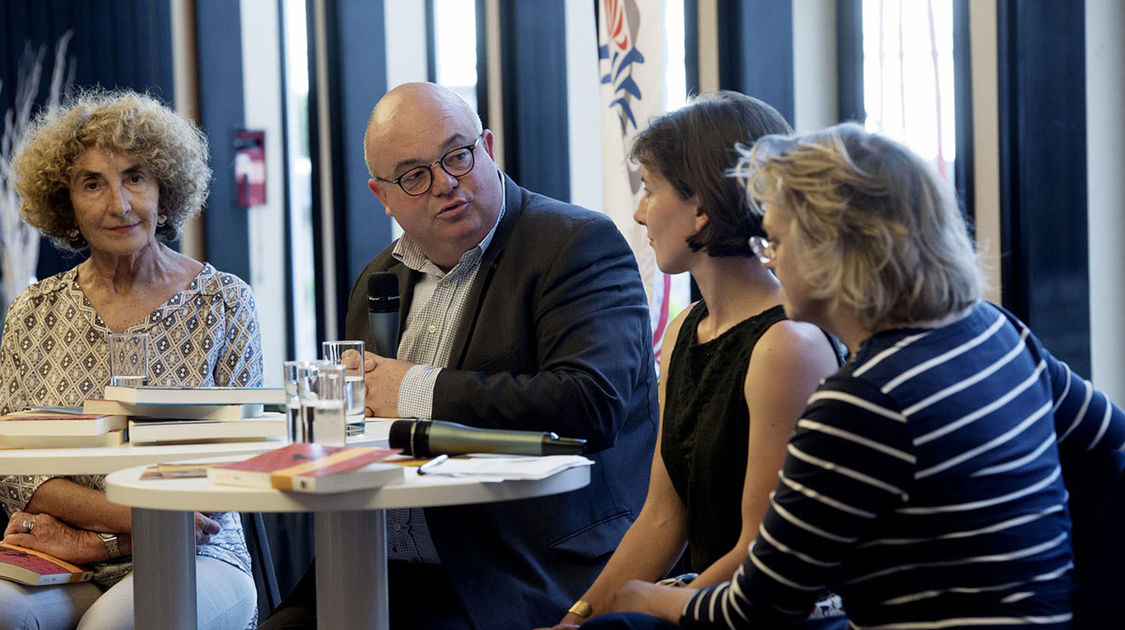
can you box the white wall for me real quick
[969,1,1001,306]
[792,0,837,132]
[239,0,288,385]
[565,0,603,210]
[1086,0,1125,400]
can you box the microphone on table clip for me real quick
[388,419,587,457]
[367,272,400,358]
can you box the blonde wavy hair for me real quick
[740,122,984,331]
[12,89,211,251]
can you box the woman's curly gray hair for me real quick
[12,88,211,251]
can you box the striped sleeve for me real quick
[1035,334,1125,453]
[681,376,914,629]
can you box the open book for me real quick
[0,543,93,586]
[208,443,402,493]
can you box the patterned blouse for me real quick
[0,263,263,588]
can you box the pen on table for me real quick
[417,454,449,475]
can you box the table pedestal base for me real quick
[316,510,388,629]
[132,508,198,630]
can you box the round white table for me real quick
[0,419,393,475]
[105,456,590,630]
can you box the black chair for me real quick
[1061,446,1125,629]
[241,513,282,616]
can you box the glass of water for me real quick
[301,361,347,447]
[282,360,308,443]
[321,340,366,436]
[108,333,149,387]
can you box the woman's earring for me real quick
[66,227,80,240]
[157,213,168,226]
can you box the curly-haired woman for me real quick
[0,89,261,629]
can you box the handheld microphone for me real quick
[388,419,587,457]
[367,272,400,358]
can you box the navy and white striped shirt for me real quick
[683,301,1125,629]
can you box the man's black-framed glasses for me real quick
[376,133,484,196]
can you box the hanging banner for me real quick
[598,0,675,359]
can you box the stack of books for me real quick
[0,408,127,449]
[97,385,288,444]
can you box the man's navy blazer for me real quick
[345,174,659,629]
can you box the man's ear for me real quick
[369,179,393,216]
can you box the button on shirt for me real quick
[387,180,505,563]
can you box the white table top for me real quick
[0,419,394,475]
[105,458,591,512]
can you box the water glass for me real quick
[322,340,366,436]
[299,361,347,447]
[282,360,307,443]
[108,333,149,387]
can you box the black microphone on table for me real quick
[367,272,400,358]
[389,419,587,457]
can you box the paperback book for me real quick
[127,415,286,444]
[84,398,265,420]
[208,443,402,493]
[0,410,126,436]
[0,543,93,586]
[0,429,126,449]
[103,385,286,406]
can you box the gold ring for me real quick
[22,519,34,533]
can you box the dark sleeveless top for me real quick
[662,301,788,572]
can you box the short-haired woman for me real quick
[583,123,1125,629]
[540,92,844,629]
[0,89,261,629]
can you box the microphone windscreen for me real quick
[367,272,400,313]
[388,419,415,454]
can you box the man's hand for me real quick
[362,351,416,417]
[606,580,694,622]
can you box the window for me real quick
[862,0,956,180]
[432,0,479,111]
[282,0,317,359]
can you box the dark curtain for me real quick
[997,0,1089,376]
[0,0,174,281]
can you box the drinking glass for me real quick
[322,340,366,436]
[300,361,347,447]
[108,333,149,387]
[282,360,307,443]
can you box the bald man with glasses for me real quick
[259,83,657,630]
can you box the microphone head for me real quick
[367,272,400,314]
[388,419,415,454]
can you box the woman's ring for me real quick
[22,519,34,534]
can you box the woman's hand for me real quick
[532,621,582,630]
[2,511,104,564]
[606,580,694,622]
[195,512,221,546]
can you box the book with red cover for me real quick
[0,543,93,586]
[207,443,402,493]
[0,410,126,436]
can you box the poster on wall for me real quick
[234,130,266,207]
